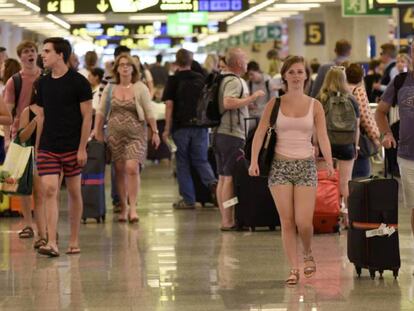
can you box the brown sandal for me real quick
[304,254,316,278]
[286,269,300,286]
[18,226,34,239]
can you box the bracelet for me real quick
[152,129,159,134]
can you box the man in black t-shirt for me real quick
[162,49,216,209]
[36,37,92,257]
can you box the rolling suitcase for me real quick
[313,160,341,234]
[347,176,400,279]
[234,156,280,231]
[81,140,106,223]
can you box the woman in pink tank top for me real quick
[248,56,334,286]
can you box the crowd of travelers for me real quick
[0,37,412,287]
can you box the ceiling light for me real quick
[0,3,15,7]
[227,0,277,25]
[286,0,334,2]
[46,14,70,29]
[17,0,40,12]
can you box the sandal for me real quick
[34,238,48,249]
[18,226,34,239]
[38,245,60,257]
[304,253,316,278]
[286,269,300,286]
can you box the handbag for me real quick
[358,130,378,158]
[258,97,280,176]
[0,136,33,195]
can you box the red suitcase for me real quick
[313,161,340,234]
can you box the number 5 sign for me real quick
[399,6,414,39]
[305,22,325,45]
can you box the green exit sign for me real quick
[167,12,208,36]
[342,0,392,16]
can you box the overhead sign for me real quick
[342,0,392,16]
[399,6,414,39]
[40,0,249,14]
[70,23,165,38]
[167,12,208,36]
[242,30,254,45]
[305,22,325,45]
[267,24,282,40]
[254,26,267,43]
[193,22,227,35]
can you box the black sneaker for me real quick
[173,199,195,209]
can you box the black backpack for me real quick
[195,72,240,127]
[172,71,205,127]
[11,72,22,118]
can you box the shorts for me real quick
[331,144,355,160]
[36,150,81,177]
[268,158,317,187]
[214,133,244,176]
[397,157,414,209]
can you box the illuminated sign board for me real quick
[40,0,249,14]
[167,12,208,36]
[193,21,227,34]
[70,23,166,37]
[94,36,188,49]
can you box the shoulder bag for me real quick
[258,97,280,176]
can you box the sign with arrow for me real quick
[40,0,249,14]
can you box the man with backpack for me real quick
[215,48,265,230]
[246,61,279,119]
[162,48,217,209]
[376,41,414,237]
[3,40,41,240]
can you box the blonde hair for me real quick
[318,66,349,103]
[203,54,218,73]
[396,53,412,71]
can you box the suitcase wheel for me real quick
[393,269,399,279]
[369,269,376,280]
[355,266,362,278]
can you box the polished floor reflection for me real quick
[0,164,414,310]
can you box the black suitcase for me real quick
[81,140,106,223]
[234,156,280,231]
[347,176,400,279]
[190,146,217,206]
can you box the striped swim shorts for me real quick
[36,150,81,177]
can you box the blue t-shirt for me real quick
[381,72,414,161]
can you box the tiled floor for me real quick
[0,164,414,310]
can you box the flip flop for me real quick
[65,247,81,255]
[19,226,34,239]
[38,245,60,257]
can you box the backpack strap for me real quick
[12,72,22,118]
[392,72,408,107]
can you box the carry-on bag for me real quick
[347,176,400,279]
[313,159,341,234]
[236,117,280,231]
[233,155,280,231]
[81,140,106,223]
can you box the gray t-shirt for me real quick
[248,73,278,118]
[382,72,414,161]
[217,73,249,139]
